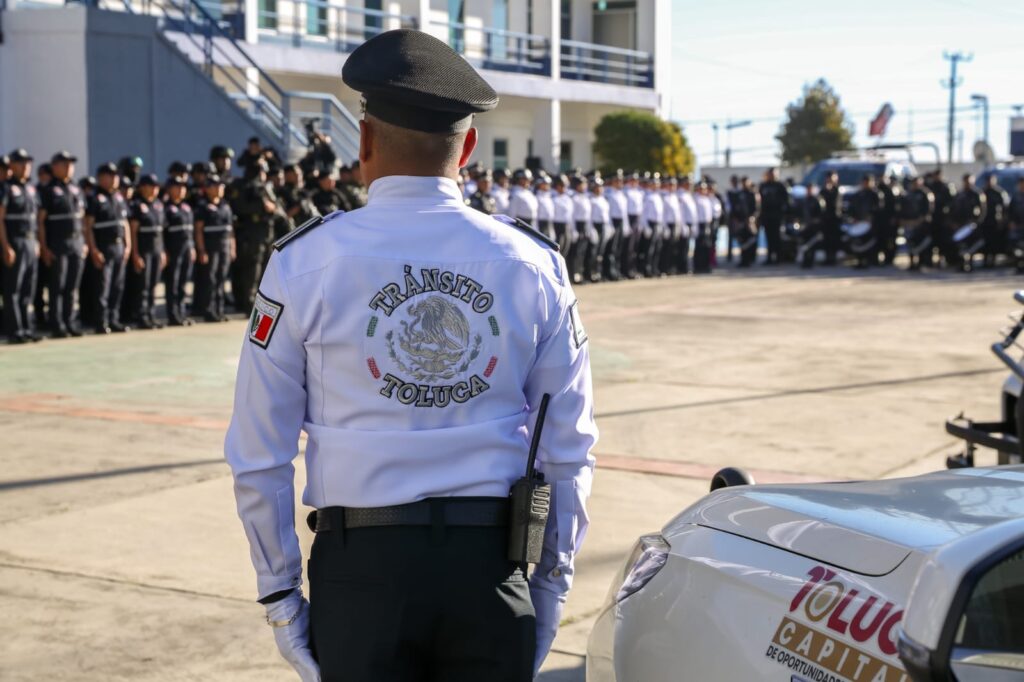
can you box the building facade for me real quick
[0,0,670,173]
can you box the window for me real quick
[560,0,571,39]
[593,0,637,50]
[365,0,382,39]
[306,0,327,37]
[258,0,277,29]
[449,0,465,52]
[492,0,509,61]
[493,139,509,170]
[559,141,573,173]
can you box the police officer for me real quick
[901,176,935,271]
[210,145,234,179]
[493,167,512,214]
[758,167,789,265]
[535,172,554,241]
[876,174,902,266]
[310,169,352,217]
[164,177,196,325]
[692,179,714,273]
[468,169,498,215]
[819,171,842,265]
[337,163,368,209]
[1,149,42,342]
[193,174,234,322]
[84,162,131,334]
[569,174,591,282]
[799,182,826,268]
[280,164,317,228]
[848,174,881,269]
[980,173,1008,268]
[660,176,682,276]
[510,168,538,228]
[230,158,282,314]
[38,151,87,337]
[129,174,166,329]
[551,173,573,255]
[588,175,611,282]
[951,173,986,270]
[1009,177,1024,273]
[189,161,213,206]
[926,170,955,268]
[603,170,627,281]
[118,156,144,199]
[224,29,595,682]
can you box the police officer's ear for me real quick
[457,128,478,170]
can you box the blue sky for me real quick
[669,0,1024,169]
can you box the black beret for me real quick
[167,160,190,175]
[96,162,119,176]
[192,161,213,174]
[9,149,33,162]
[206,174,226,186]
[342,29,498,133]
[137,173,160,187]
[210,145,234,160]
[51,150,78,163]
[166,176,188,187]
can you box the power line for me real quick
[941,51,973,163]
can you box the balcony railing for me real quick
[431,20,550,76]
[560,39,653,88]
[257,1,417,51]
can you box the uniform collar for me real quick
[367,175,464,205]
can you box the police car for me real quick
[586,466,1024,682]
[975,164,1024,195]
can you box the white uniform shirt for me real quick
[642,190,664,238]
[536,189,554,222]
[509,185,539,226]
[493,185,511,214]
[590,194,613,242]
[571,192,592,242]
[625,186,644,217]
[605,187,627,221]
[552,192,574,224]
[678,189,698,237]
[224,176,597,603]
[696,193,714,224]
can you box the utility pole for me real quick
[941,51,972,164]
[724,119,752,168]
[711,123,720,166]
[971,94,989,146]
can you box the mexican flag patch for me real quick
[249,291,283,348]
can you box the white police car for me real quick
[586,467,1024,681]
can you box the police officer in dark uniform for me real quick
[194,174,234,322]
[819,171,842,265]
[164,176,196,325]
[280,164,317,228]
[980,173,1009,268]
[129,174,166,329]
[876,174,902,266]
[758,167,789,265]
[1008,177,1024,273]
[901,176,935,271]
[228,158,280,315]
[0,149,42,342]
[189,161,212,206]
[337,163,368,210]
[38,151,87,337]
[468,169,498,215]
[798,182,825,268]
[950,173,986,269]
[84,162,131,334]
[925,170,955,268]
[848,174,882,269]
[737,176,761,268]
[311,169,352,217]
[210,145,234,179]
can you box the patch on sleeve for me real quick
[569,300,588,348]
[249,291,284,349]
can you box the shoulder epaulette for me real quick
[273,213,335,251]
[492,214,559,251]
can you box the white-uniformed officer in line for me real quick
[677,175,699,274]
[493,168,512,214]
[551,174,574,254]
[603,170,628,281]
[639,173,664,277]
[224,29,597,682]
[568,175,591,284]
[623,172,644,278]
[510,167,539,229]
[535,172,555,241]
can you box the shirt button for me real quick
[551,568,562,578]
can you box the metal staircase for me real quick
[96,0,359,163]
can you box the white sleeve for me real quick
[224,253,308,600]
[524,271,597,602]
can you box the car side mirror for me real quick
[898,520,1024,682]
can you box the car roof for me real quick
[664,467,1024,576]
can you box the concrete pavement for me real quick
[0,264,1020,680]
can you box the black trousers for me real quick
[552,222,570,254]
[164,239,194,323]
[621,215,640,277]
[603,218,623,279]
[94,241,126,328]
[762,215,782,263]
[48,246,84,332]
[136,249,164,322]
[822,218,841,264]
[2,236,38,338]
[198,239,231,318]
[232,235,268,315]
[693,223,713,273]
[309,521,535,682]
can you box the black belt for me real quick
[307,497,509,532]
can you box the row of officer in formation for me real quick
[459,166,728,283]
[0,144,368,343]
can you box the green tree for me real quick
[776,79,855,165]
[593,111,695,175]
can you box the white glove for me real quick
[529,583,565,678]
[265,590,320,682]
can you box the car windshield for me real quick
[802,163,887,188]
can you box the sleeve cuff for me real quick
[256,573,302,602]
